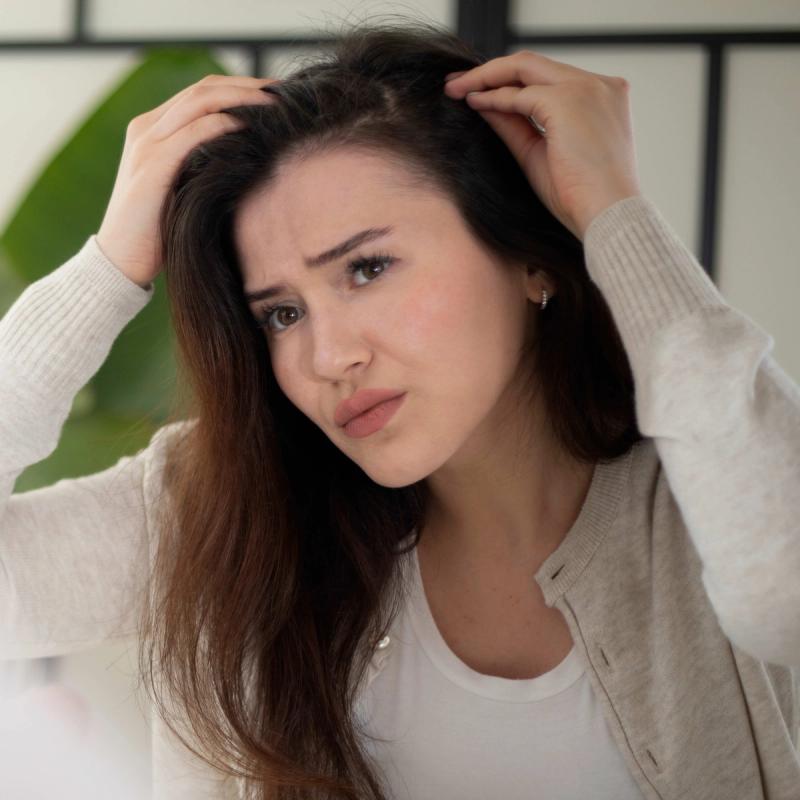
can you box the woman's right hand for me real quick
[96,74,279,289]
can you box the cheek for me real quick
[394,268,525,393]
[270,355,305,413]
[396,272,474,348]
[271,364,291,404]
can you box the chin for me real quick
[354,448,448,490]
[358,463,422,490]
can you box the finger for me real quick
[472,107,550,192]
[474,106,544,158]
[147,84,278,141]
[161,111,250,163]
[464,84,554,131]
[147,75,279,124]
[443,50,576,96]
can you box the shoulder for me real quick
[625,438,708,589]
[604,437,697,571]
[626,437,685,526]
[140,417,198,510]
[147,417,198,455]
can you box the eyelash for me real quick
[254,252,397,333]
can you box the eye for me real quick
[253,252,397,334]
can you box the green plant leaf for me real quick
[2,48,231,488]
[11,411,159,493]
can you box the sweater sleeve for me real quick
[583,195,800,668]
[0,234,162,660]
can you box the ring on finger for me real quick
[528,114,547,136]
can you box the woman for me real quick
[1,17,798,800]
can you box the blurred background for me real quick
[1,0,798,797]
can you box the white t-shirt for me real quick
[354,544,647,800]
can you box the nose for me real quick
[307,304,372,382]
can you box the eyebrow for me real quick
[243,225,394,304]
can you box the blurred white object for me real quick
[0,683,143,799]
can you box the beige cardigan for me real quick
[1,196,798,798]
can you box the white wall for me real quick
[510,0,800,29]
[509,1,800,379]
[1,1,798,797]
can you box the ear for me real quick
[525,267,556,304]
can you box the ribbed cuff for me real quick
[0,234,155,399]
[582,195,727,374]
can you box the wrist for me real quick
[576,187,642,241]
[94,233,153,291]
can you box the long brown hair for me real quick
[137,14,643,799]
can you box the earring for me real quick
[540,288,548,310]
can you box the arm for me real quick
[1,234,231,796]
[583,195,800,668]
[0,234,161,659]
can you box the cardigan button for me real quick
[376,635,391,649]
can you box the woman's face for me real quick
[234,146,549,488]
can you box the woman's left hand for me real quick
[443,50,642,241]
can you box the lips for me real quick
[335,388,405,427]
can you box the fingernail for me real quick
[444,71,466,81]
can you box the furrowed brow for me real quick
[244,225,394,304]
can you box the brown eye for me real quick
[347,254,395,285]
[257,252,397,334]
